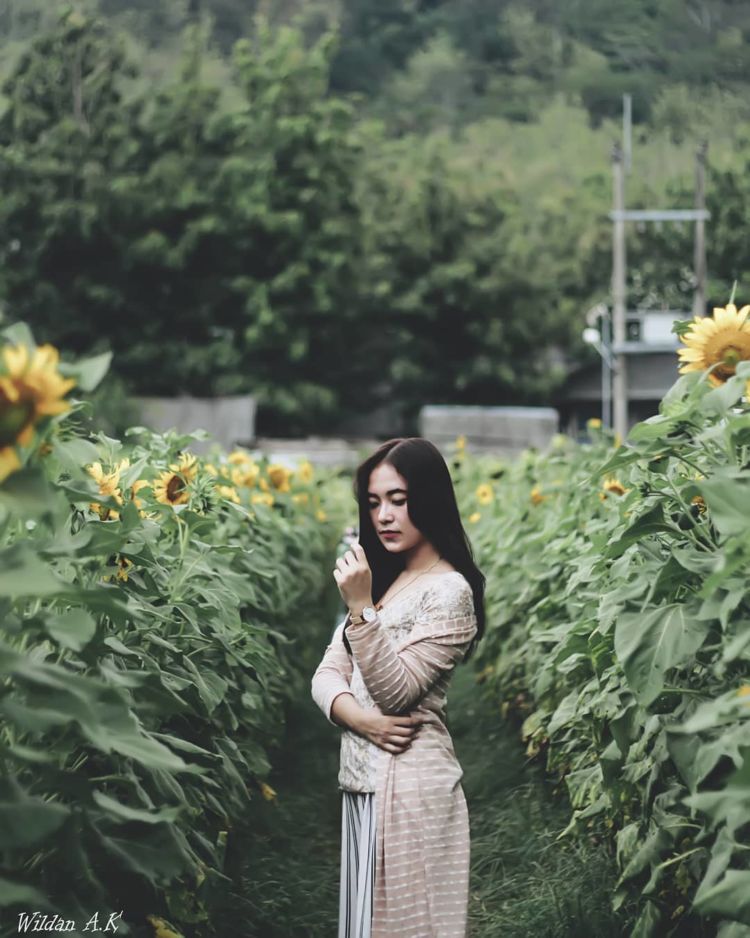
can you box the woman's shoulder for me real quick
[418,570,474,617]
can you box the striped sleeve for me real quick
[345,579,477,714]
[311,619,355,725]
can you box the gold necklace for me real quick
[375,557,443,611]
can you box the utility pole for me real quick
[611,143,628,439]
[693,141,708,319]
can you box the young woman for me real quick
[311,437,486,938]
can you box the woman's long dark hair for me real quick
[348,437,485,662]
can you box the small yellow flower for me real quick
[468,511,481,524]
[530,486,547,505]
[251,491,274,507]
[116,556,134,582]
[316,508,327,522]
[217,484,240,504]
[602,477,627,497]
[267,463,292,493]
[737,684,750,698]
[204,462,218,476]
[296,459,314,484]
[259,781,277,802]
[146,915,183,938]
[455,434,466,450]
[292,492,310,505]
[587,418,602,430]
[258,476,269,492]
[475,483,494,505]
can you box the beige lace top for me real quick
[311,570,476,792]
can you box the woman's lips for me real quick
[381,532,400,540]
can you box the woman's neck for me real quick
[402,541,441,572]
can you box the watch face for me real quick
[363,606,377,622]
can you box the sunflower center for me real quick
[167,474,185,501]
[0,397,35,447]
[722,345,742,366]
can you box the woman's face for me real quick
[367,462,424,554]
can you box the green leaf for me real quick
[0,799,70,848]
[695,869,750,925]
[92,790,181,825]
[44,608,97,651]
[698,472,750,537]
[614,605,710,706]
[58,351,112,392]
[0,468,58,517]
[0,543,64,598]
[0,875,49,909]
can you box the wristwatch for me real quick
[349,605,377,626]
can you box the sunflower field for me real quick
[0,322,347,937]
[456,302,750,937]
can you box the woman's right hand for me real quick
[357,711,423,754]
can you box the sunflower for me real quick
[691,494,706,515]
[292,492,310,505]
[315,508,327,522]
[295,459,314,484]
[603,477,627,496]
[468,511,481,523]
[228,448,255,465]
[600,477,628,500]
[231,460,260,488]
[258,780,277,802]
[455,434,467,450]
[87,458,129,519]
[475,483,494,505]
[153,470,189,506]
[0,343,76,448]
[170,452,198,482]
[145,915,183,938]
[251,491,274,507]
[587,417,602,430]
[530,486,547,505]
[267,463,292,493]
[216,484,240,504]
[678,303,750,385]
[130,479,149,511]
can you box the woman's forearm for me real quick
[329,691,369,734]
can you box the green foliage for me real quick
[455,357,750,935]
[1,6,750,435]
[0,324,346,935]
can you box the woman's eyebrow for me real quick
[367,488,407,497]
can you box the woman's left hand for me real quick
[333,542,373,612]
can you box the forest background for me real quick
[1,0,749,436]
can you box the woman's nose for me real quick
[378,503,393,522]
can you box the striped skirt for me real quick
[339,791,376,938]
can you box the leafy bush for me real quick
[456,358,750,936]
[0,322,345,935]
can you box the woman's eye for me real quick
[393,500,406,507]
